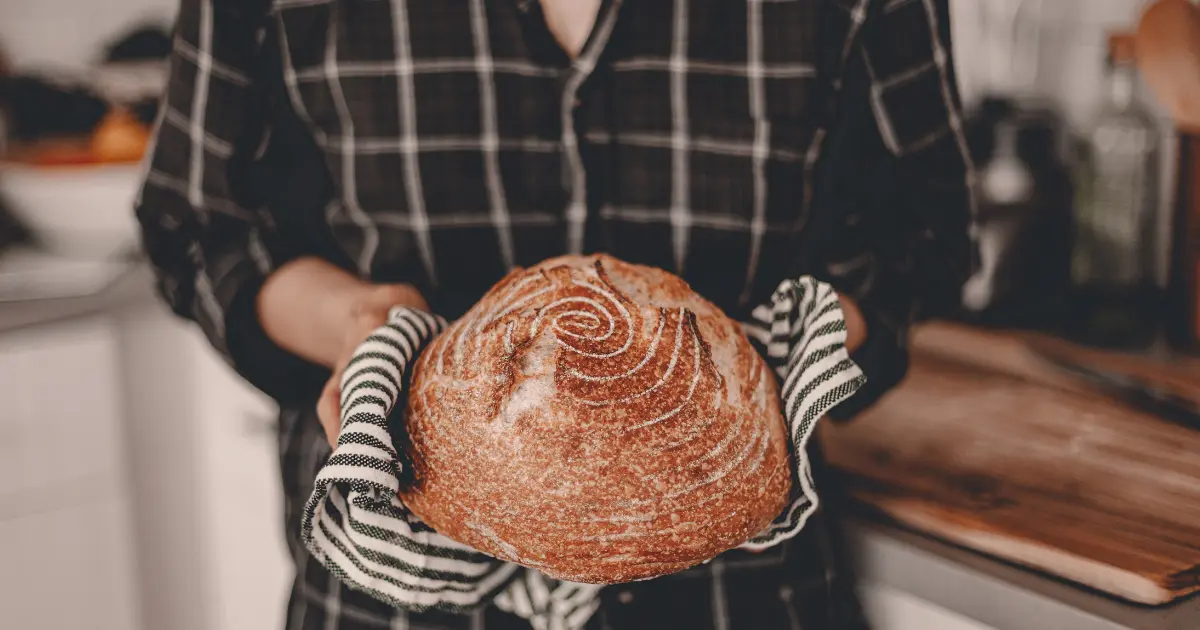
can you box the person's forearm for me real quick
[837,293,868,354]
[258,257,427,368]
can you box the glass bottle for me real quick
[1069,33,1162,350]
[964,118,1034,314]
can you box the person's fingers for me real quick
[352,284,429,315]
[320,315,383,446]
[318,304,399,447]
[342,310,390,354]
[317,373,341,446]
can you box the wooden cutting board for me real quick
[821,325,1200,605]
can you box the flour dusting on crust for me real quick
[403,255,791,584]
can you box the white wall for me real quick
[0,0,176,73]
[952,0,1153,130]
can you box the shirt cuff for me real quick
[827,307,908,421]
[224,275,331,406]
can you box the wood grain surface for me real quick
[822,324,1200,605]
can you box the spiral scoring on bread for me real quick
[452,262,723,441]
[404,256,790,583]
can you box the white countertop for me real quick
[0,259,152,333]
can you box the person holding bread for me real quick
[135,0,974,628]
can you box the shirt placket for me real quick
[552,0,623,255]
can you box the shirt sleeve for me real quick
[136,0,328,404]
[822,0,977,419]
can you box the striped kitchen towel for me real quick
[300,275,866,630]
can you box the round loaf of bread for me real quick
[402,254,790,583]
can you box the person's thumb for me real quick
[317,372,342,447]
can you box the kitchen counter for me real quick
[851,520,1200,630]
[0,261,154,334]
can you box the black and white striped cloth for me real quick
[301,274,865,630]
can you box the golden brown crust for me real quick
[403,254,790,583]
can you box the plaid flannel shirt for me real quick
[136,0,974,628]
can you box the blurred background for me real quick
[0,1,1198,629]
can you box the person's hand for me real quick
[314,284,428,446]
[257,257,428,446]
[836,293,867,354]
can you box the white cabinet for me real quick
[0,317,141,630]
[118,303,291,630]
[860,582,997,630]
[0,500,140,630]
[192,330,292,630]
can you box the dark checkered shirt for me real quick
[135,0,975,628]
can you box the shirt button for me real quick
[617,590,634,604]
[779,585,794,601]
